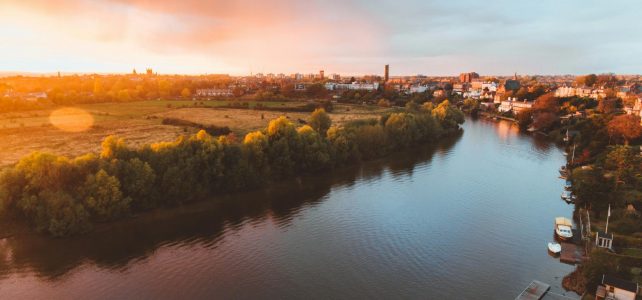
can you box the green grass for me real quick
[621,248,642,258]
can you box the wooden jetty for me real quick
[560,242,580,264]
[516,280,550,300]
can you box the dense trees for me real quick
[0,107,464,236]
[531,93,560,131]
[607,114,642,144]
[576,74,597,87]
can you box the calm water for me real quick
[0,118,577,299]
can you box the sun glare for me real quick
[49,107,94,132]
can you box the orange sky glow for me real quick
[0,0,385,75]
[2,0,642,75]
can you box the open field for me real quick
[0,100,394,167]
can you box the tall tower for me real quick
[319,70,324,80]
[384,64,389,82]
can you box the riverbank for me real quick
[0,102,465,237]
[553,113,642,295]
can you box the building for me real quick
[409,85,432,94]
[195,88,232,97]
[595,275,639,300]
[555,86,577,98]
[294,83,306,91]
[498,97,533,113]
[25,92,47,101]
[384,64,389,82]
[433,89,446,98]
[504,79,521,91]
[595,231,613,250]
[481,82,498,92]
[319,70,324,80]
[325,82,380,91]
[459,72,479,83]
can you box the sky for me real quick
[1,0,642,76]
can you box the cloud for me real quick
[1,0,642,75]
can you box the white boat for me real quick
[548,242,561,254]
[561,191,576,203]
[555,217,573,240]
[564,181,572,191]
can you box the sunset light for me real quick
[1,1,642,299]
[49,107,94,132]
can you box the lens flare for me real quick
[49,107,94,132]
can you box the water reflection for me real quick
[0,131,463,281]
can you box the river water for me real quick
[0,118,577,299]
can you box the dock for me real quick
[516,280,550,300]
[560,242,581,264]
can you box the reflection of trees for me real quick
[0,132,461,280]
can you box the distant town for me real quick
[3,67,642,121]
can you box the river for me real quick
[0,117,577,299]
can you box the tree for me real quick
[295,125,330,172]
[597,98,618,114]
[581,250,617,293]
[266,117,299,178]
[118,158,156,210]
[516,109,533,131]
[81,169,130,221]
[305,83,327,98]
[605,145,639,188]
[532,112,558,131]
[101,136,128,159]
[308,108,332,136]
[577,74,597,87]
[181,88,191,99]
[42,190,92,237]
[532,93,559,113]
[432,100,464,129]
[243,131,270,183]
[607,114,641,144]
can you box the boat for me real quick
[548,242,561,255]
[564,180,572,191]
[561,191,576,203]
[559,165,568,176]
[555,217,573,240]
[561,191,575,201]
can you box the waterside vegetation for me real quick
[0,101,464,237]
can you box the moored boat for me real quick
[548,242,561,255]
[561,191,575,203]
[555,217,573,240]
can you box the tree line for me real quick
[0,101,464,236]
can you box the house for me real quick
[595,274,639,300]
[595,231,613,250]
[195,88,232,97]
[433,89,446,98]
[498,97,533,113]
[409,84,431,94]
[25,92,47,101]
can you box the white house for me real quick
[195,88,232,97]
[481,82,498,92]
[324,82,380,91]
[498,97,533,113]
[595,274,639,300]
[409,85,431,94]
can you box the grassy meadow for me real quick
[0,100,394,167]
